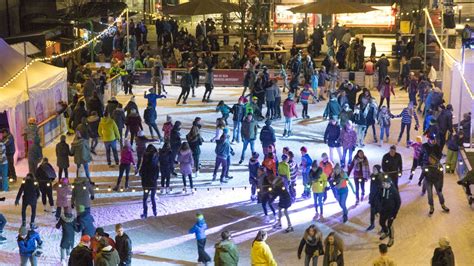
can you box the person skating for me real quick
[250,230,277,266]
[214,230,239,266]
[170,121,182,176]
[299,84,315,119]
[431,237,455,266]
[323,94,341,120]
[340,121,357,169]
[381,145,403,190]
[55,135,70,179]
[423,155,450,216]
[177,142,194,193]
[260,119,276,157]
[98,112,121,167]
[189,212,212,265]
[419,134,443,194]
[125,108,143,146]
[213,129,232,184]
[324,118,343,165]
[240,114,258,164]
[159,143,173,194]
[113,103,126,147]
[1,128,17,182]
[257,166,277,223]
[300,146,313,199]
[283,94,298,137]
[140,144,159,218]
[265,79,277,120]
[17,226,43,266]
[115,223,132,266]
[75,205,96,238]
[378,177,401,247]
[71,173,95,216]
[15,173,40,229]
[55,212,77,264]
[35,158,56,212]
[54,178,71,220]
[248,152,260,201]
[347,150,370,205]
[272,170,293,232]
[114,140,135,191]
[377,105,392,147]
[28,135,43,177]
[69,235,93,266]
[372,243,396,266]
[323,232,344,266]
[187,117,204,177]
[367,165,383,231]
[231,96,246,143]
[329,164,355,223]
[394,102,420,147]
[135,130,158,175]
[408,136,423,181]
[143,103,162,141]
[309,160,328,220]
[319,153,334,203]
[177,67,193,105]
[288,151,299,202]
[203,66,214,102]
[297,224,324,266]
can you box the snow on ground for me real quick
[0,85,473,265]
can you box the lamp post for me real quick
[458,5,463,24]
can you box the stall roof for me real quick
[0,39,32,86]
[9,42,41,56]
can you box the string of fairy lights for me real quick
[12,162,462,193]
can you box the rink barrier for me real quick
[12,163,460,192]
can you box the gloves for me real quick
[15,201,19,206]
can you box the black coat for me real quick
[68,244,93,266]
[170,127,182,151]
[437,109,453,134]
[87,97,103,116]
[140,152,159,189]
[115,233,132,265]
[324,123,341,147]
[56,214,79,249]
[70,106,88,130]
[432,246,455,266]
[297,236,324,258]
[378,184,401,217]
[368,173,382,210]
[15,179,39,204]
[159,149,173,178]
[381,153,403,176]
[420,143,442,166]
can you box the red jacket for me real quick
[283,98,297,118]
[120,147,135,164]
[91,236,116,260]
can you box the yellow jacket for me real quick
[98,117,120,142]
[250,241,277,266]
[311,173,328,193]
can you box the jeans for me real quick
[261,194,276,216]
[354,177,366,201]
[397,122,411,143]
[284,117,293,132]
[379,214,394,239]
[356,125,367,146]
[364,124,377,141]
[240,139,255,161]
[275,97,282,118]
[76,163,90,180]
[328,147,342,164]
[142,188,157,217]
[203,84,213,100]
[0,214,6,233]
[147,123,162,139]
[196,238,211,263]
[7,154,17,179]
[379,125,390,142]
[192,149,200,172]
[424,178,445,206]
[446,149,458,172]
[39,183,54,206]
[266,100,275,118]
[104,140,119,165]
[342,147,353,167]
[302,172,310,195]
[333,187,348,217]
[213,157,228,182]
[182,174,194,189]
[232,120,241,142]
[58,168,68,180]
[302,102,309,117]
[90,137,98,152]
[0,164,8,191]
[305,254,319,266]
[278,207,292,227]
[116,163,131,188]
[20,255,37,266]
[369,205,378,226]
[313,192,324,214]
[410,158,420,179]
[60,247,71,261]
[379,96,391,110]
[21,202,36,225]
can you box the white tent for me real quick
[0,38,67,159]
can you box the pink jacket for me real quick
[120,147,135,164]
[378,83,395,99]
[55,182,71,208]
[283,98,297,118]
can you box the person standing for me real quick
[28,135,43,176]
[259,120,276,157]
[186,118,204,177]
[394,102,419,147]
[377,76,395,110]
[125,109,143,146]
[265,80,277,120]
[115,223,132,266]
[35,158,56,212]
[140,145,159,219]
[0,140,9,191]
[70,132,92,180]
[323,94,342,120]
[203,66,215,102]
[1,129,17,181]
[15,174,40,229]
[250,230,277,266]
[69,235,93,266]
[231,97,245,143]
[177,67,193,105]
[188,212,211,265]
[17,226,43,266]
[431,237,455,266]
[55,212,76,264]
[170,121,183,175]
[272,172,293,232]
[239,114,258,164]
[98,112,121,167]
[54,177,71,220]
[367,165,382,231]
[381,145,403,190]
[377,106,392,146]
[159,143,173,194]
[177,142,194,193]
[87,112,100,155]
[95,238,121,265]
[364,57,376,90]
[372,244,396,266]
[71,174,95,216]
[348,150,370,205]
[324,118,343,165]
[114,141,135,191]
[297,224,324,266]
[437,104,454,152]
[329,164,355,223]
[151,60,165,95]
[378,177,401,247]
[323,232,344,266]
[375,54,390,86]
[212,130,232,184]
[283,94,298,137]
[340,121,357,169]
[214,231,239,266]
[310,161,328,220]
[423,154,450,216]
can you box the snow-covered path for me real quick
[0,85,472,265]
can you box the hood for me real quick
[215,240,233,252]
[99,246,115,259]
[180,149,192,156]
[61,213,75,223]
[73,176,89,185]
[87,115,100,123]
[249,158,259,165]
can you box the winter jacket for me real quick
[379,183,401,217]
[217,104,232,117]
[76,211,95,237]
[342,86,361,109]
[231,104,245,122]
[28,137,43,165]
[259,125,276,147]
[241,119,258,141]
[339,110,353,128]
[177,150,194,176]
[410,142,423,160]
[324,123,341,148]
[299,90,314,104]
[55,182,71,208]
[76,120,90,140]
[250,241,277,266]
[300,154,313,174]
[56,214,78,249]
[437,109,453,134]
[366,103,378,126]
[323,242,344,266]
[277,161,290,181]
[125,113,143,135]
[95,246,121,266]
[143,106,157,125]
[249,158,260,182]
[15,179,39,205]
[2,133,15,155]
[289,160,298,182]
[106,100,119,115]
[70,106,88,130]
[310,168,328,193]
[136,137,154,157]
[69,244,93,266]
[87,97,103,117]
[447,133,462,152]
[283,98,297,118]
[115,233,132,265]
[87,115,100,139]
[98,117,121,142]
[140,152,159,189]
[70,138,92,165]
[35,162,57,182]
[55,141,71,170]
[215,136,231,159]
[18,230,43,257]
[262,158,277,175]
[377,110,391,127]
[395,108,419,126]
[71,176,94,209]
[181,72,193,88]
[378,83,395,99]
[265,85,277,102]
[369,173,382,209]
[323,98,342,120]
[431,246,455,266]
[112,108,126,130]
[144,93,165,109]
[162,122,173,140]
[340,127,357,150]
[348,156,370,180]
[297,235,324,258]
[120,147,134,165]
[189,218,207,240]
[381,152,403,175]
[274,178,292,208]
[170,125,182,151]
[124,101,139,116]
[214,239,239,266]
[159,148,173,178]
[420,142,442,166]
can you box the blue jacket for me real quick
[189,219,208,240]
[301,154,313,174]
[18,230,43,257]
[76,211,96,237]
[248,158,260,182]
[215,136,231,159]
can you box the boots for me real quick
[429,205,435,216]
[283,129,287,137]
[441,204,450,212]
[387,237,394,247]
[366,224,375,231]
[379,139,383,147]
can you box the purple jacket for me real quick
[178,150,194,176]
[55,183,71,208]
[340,127,357,149]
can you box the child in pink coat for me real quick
[54,178,71,220]
[114,140,135,190]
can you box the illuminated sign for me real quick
[275,5,320,25]
[335,6,395,27]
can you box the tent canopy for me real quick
[0,39,32,86]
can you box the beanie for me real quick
[80,235,91,243]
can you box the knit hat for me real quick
[300,146,307,153]
[252,152,259,159]
[252,96,258,101]
[265,119,272,126]
[80,235,91,243]
[28,117,36,124]
[196,212,204,220]
[19,226,28,236]
[95,227,106,236]
[281,154,288,161]
[223,127,229,135]
[439,237,450,247]
[166,115,172,122]
[416,136,423,143]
